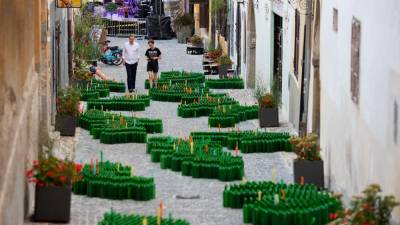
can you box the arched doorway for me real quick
[246,0,256,88]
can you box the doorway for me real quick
[273,14,283,96]
[235,4,241,75]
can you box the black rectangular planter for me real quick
[258,107,279,127]
[55,115,77,136]
[294,160,324,188]
[34,186,71,222]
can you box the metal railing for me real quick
[103,19,147,38]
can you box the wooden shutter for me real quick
[351,17,361,104]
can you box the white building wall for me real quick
[253,0,298,125]
[320,0,400,223]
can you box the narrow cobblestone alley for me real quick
[69,38,296,225]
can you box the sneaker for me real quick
[129,89,133,93]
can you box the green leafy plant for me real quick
[57,87,81,117]
[333,184,399,225]
[73,12,103,60]
[254,82,279,108]
[72,59,92,81]
[211,0,226,13]
[26,150,82,187]
[207,48,223,60]
[105,2,118,12]
[216,55,233,66]
[175,13,194,28]
[290,133,321,161]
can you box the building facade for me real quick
[317,0,400,223]
[0,1,71,224]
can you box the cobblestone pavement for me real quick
[69,38,296,225]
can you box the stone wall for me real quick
[0,0,60,224]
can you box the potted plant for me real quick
[189,35,203,47]
[175,13,194,44]
[290,133,324,188]
[26,153,82,222]
[206,48,222,60]
[254,85,279,127]
[216,55,233,78]
[105,2,118,16]
[331,184,399,225]
[55,87,81,136]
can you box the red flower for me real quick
[33,160,39,167]
[37,181,45,187]
[60,176,67,183]
[26,169,34,178]
[329,213,337,220]
[75,164,83,173]
[46,171,55,177]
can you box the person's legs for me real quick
[125,63,134,91]
[153,63,159,88]
[131,62,138,90]
[148,71,153,89]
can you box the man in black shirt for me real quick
[145,39,162,88]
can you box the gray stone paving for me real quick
[69,38,297,225]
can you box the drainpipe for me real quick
[300,0,313,135]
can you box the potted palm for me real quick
[216,55,233,78]
[291,133,324,188]
[27,152,82,222]
[254,85,279,127]
[55,87,80,136]
[175,13,194,44]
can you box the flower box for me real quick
[294,160,324,188]
[259,107,279,127]
[55,115,77,136]
[33,186,71,222]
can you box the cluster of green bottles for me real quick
[208,105,259,128]
[73,161,155,201]
[148,83,209,102]
[87,95,150,111]
[92,79,126,92]
[191,131,292,154]
[159,71,205,83]
[147,137,244,181]
[98,210,190,225]
[205,77,245,89]
[223,181,341,225]
[177,95,239,118]
[79,110,163,134]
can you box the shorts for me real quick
[89,66,97,74]
[147,61,159,73]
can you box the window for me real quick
[333,8,338,32]
[293,10,300,78]
[351,17,361,104]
